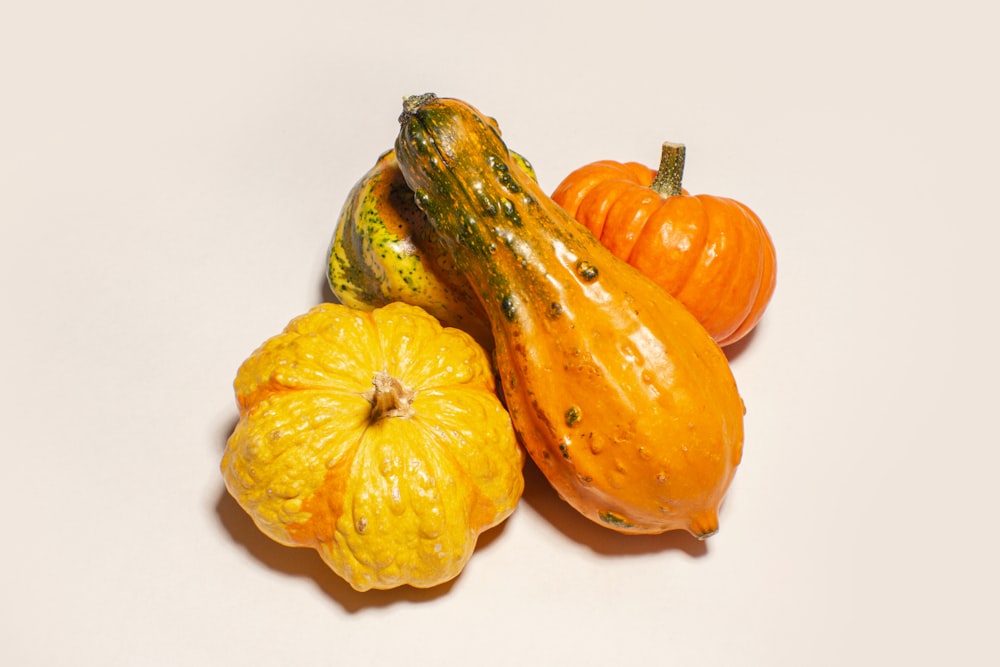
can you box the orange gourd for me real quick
[551,142,776,346]
[395,94,744,538]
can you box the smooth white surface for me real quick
[3,1,998,664]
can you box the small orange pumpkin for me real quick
[551,142,776,346]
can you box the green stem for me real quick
[649,141,686,197]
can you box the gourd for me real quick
[221,301,524,590]
[328,139,536,352]
[395,94,744,537]
[551,142,776,346]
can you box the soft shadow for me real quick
[520,457,709,558]
[214,410,511,611]
[215,487,471,611]
[721,323,761,363]
[318,270,339,305]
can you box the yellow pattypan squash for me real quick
[221,301,525,591]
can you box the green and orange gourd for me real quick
[328,130,536,352]
[394,93,745,537]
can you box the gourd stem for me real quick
[400,93,437,122]
[366,371,415,421]
[649,141,686,197]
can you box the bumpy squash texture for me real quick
[395,94,744,537]
[221,301,524,591]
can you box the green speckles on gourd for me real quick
[500,293,517,322]
[329,248,375,304]
[473,183,499,217]
[387,181,421,216]
[499,197,521,226]
[489,155,521,194]
[456,215,475,243]
[565,406,581,427]
[495,227,516,251]
[455,214,498,260]
[413,189,432,211]
[576,260,599,282]
[598,511,634,529]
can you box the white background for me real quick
[3,1,998,665]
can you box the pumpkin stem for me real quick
[649,141,686,197]
[365,371,416,421]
